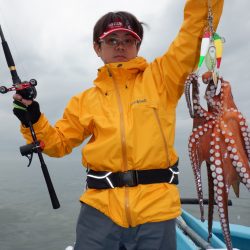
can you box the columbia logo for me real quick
[130,98,147,106]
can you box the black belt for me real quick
[86,161,179,189]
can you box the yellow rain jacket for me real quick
[21,0,223,227]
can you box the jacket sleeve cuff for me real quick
[20,113,48,143]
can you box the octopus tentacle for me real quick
[237,115,250,161]
[188,122,214,221]
[220,121,250,192]
[188,129,205,219]
[184,74,194,118]
[211,122,233,249]
[207,162,215,242]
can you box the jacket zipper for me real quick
[107,67,132,227]
[153,108,170,167]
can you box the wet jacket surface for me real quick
[21,0,224,227]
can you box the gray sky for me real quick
[0,0,249,189]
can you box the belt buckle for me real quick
[120,170,138,187]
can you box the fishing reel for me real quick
[0,79,37,100]
[20,140,45,167]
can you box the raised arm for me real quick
[150,0,224,102]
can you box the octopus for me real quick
[184,71,250,250]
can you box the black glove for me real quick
[13,100,41,127]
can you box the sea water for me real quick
[0,151,249,250]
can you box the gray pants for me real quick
[74,203,176,250]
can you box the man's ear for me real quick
[136,42,141,52]
[93,42,101,57]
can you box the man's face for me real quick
[94,31,140,64]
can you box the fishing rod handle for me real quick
[38,153,60,209]
[28,122,60,209]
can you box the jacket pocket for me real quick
[128,101,170,169]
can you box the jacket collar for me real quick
[94,57,148,92]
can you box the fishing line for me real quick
[0,5,29,78]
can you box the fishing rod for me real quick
[0,25,60,209]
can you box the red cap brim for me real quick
[99,28,141,41]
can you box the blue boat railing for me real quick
[178,208,250,250]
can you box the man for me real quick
[14,1,224,249]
